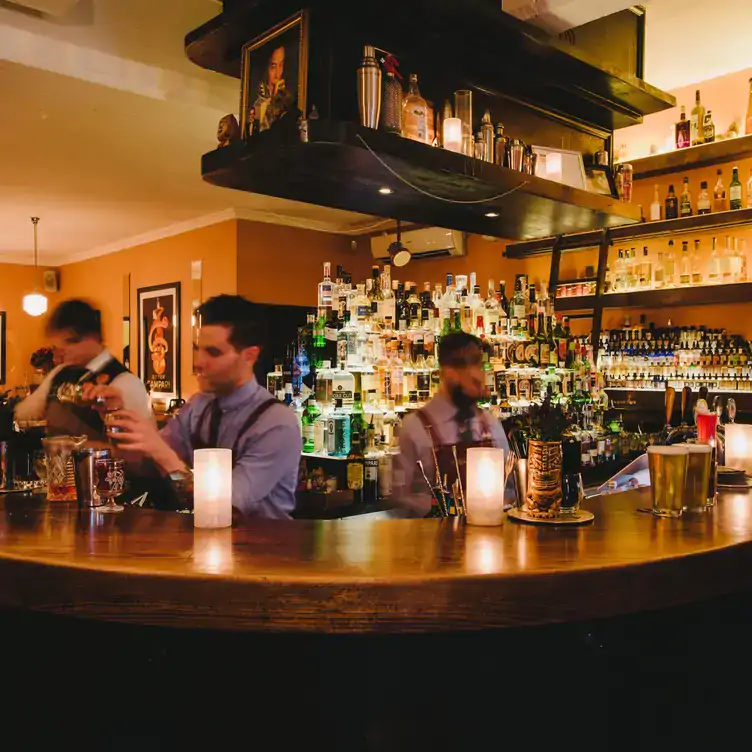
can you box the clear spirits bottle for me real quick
[640,247,652,289]
[650,185,662,221]
[747,170,752,209]
[327,398,351,457]
[627,248,638,289]
[665,184,679,219]
[484,278,500,333]
[680,177,692,217]
[690,90,706,146]
[402,73,429,144]
[714,170,727,212]
[708,237,721,283]
[665,241,677,286]
[730,166,743,210]
[740,239,749,282]
[318,262,333,309]
[722,236,733,282]
[331,362,354,408]
[731,237,742,282]
[692,240,703,284]
[679,241,691,285]
[697,181,711,214]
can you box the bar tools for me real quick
[73,446,111,508]
[357,45,381,129]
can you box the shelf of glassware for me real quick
[555,281,752,312]
[606,386,752,393]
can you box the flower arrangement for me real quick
[30,347,55,373]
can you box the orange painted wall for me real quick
[60,221,237,397]
[236,220,371,306]
[0,264,61,388]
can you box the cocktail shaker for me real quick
[494,123,508,167]
[357,45,381,129]
[480,110,495,163]
[73,447,111,508]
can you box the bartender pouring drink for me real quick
[395,332,510,516]
[89,295,301,519]
[15,299,151,437]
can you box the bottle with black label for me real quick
[665,184,679,220]
[364,435,379,504]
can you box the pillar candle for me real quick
[465,447,506,526]
[725,424,752,475]
[443,118,463,153]
[194,448,232,529]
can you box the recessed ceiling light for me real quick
[485,211,499,218]
[378,187,394,195]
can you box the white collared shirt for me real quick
[15,348,152,422]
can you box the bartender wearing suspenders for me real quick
[395,331,510,517]
[88,295,301,519]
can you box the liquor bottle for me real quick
[331,360,354,408]
[301,399,321,453]
[679,241,691,285]
[740,239,749,282]
[350,391,367,437]
[708,237,721,283]
[721,236,732,283]
[327,398,351,457]
[692,239,703,284]
[318,262,333,309]
[731,237,742,282]
[746,78,752,135]
[650,185,662,221]
[640,247,652,289]
[346,432,365,504]
[547,316,558,368]
[379,56,402,135]
[704,110,716,143]
[484,278,500,333]
[675,106,690,149]
[402,73,429,144]
[730,166,743,210]
[266,362,284,400]
[364,434,379,504]
[690,90,705,146]
[512,274,527,337]
[679,177,692,217]
[665,184,679,219]
[714,170,727,212]
[665,241,677,286]
[697,181,711,214]
[536,309,549,366]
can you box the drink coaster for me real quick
[508,507,595,526]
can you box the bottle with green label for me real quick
[347,432,365,504]
[301,399,321,453]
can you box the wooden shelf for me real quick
[556,282,752,312]
[186,0,675,132]
[506,208,752,258]
[619,135,752,180]
[202,120,642,240]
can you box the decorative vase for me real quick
[526,440,563,518]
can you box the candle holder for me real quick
[725,424,752,475]
[194,448,233,529]
[465,447,505,526]
[443,117,463,153]
[454,90,473,157]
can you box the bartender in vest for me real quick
[87,295,301,519]
[394,331,510,517]
[15,299,151,436]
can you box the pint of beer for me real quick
[648,446,689,517]
[683,444,712,512]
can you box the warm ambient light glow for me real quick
[726,424,752,475]
[194,448,232,529]
[465,448,506,526]
[378,187,394,195]
[442,117,463,153]
[22,292,48,317]
[485,212,500,218]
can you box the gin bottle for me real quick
[327,398,351,457]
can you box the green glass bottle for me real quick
[350,392,367,437]
[730,166,743,210]
[301,399,321,454]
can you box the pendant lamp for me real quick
[388,220,412,267]
[22,217,48,317]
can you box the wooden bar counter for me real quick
[2,487,752,633]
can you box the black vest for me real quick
[46,356,129,440]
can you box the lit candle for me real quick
[725,424,752,475]
[194,448,233,529]
[443,117,463,154]
[465,447,505,526]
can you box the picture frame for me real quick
[239,10,309,139]
[0,312,5,385]
[137,283,181,402]
[585,164,618,198]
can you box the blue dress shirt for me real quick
[160,378,301,519]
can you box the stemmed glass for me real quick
[95,458,125,513]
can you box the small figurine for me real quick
[216,114,240,147]
[244,107,258,140]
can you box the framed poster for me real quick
[0,312,5,385]
[137,283,180,401]
[239,10,309,139]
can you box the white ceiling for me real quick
[2,0,750,265]
[0,0,379,265]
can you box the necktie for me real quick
[455,407,475,444]
[207,399,223,448]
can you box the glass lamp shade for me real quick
[23,292,48,317]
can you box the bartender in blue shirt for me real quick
[88,295,301,519]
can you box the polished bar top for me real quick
[2,489,752,633]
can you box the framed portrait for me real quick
[137,283,181,401]
[585,165,618,198]
[0,312,5,385]
[239,10,309,139]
